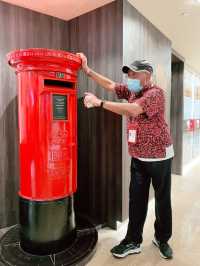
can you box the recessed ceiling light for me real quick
[194,0,200,4]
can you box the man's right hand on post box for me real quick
[76,52,116,92]
[76,53,91,75]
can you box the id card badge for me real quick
[128,123,138,144]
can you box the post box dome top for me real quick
[7,48,81,72]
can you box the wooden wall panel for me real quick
[171,59,184,175]
[68,0,123,229]
[76,100,122,228]
[68,0,123,100]
[0,1,69,228]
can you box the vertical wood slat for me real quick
[171,59,184,175]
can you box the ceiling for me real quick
[0,0,115,21]
[1,0,200,73]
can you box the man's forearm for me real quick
[86,68,115,92]
[102,101,143,117]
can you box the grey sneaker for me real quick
[111,239,141,258]
[152,237,173,259]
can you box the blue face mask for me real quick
[127,78,142,93]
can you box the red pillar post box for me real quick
[7,48,81,255]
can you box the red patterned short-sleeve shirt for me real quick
[115,83,173,158]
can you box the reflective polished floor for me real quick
[88,157,200,266]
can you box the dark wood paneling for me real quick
[171,58,184,175]
[68,0,123,228]
[68,0,123,100]
[0,1,69,228]
[76,99,122,228]
[122,0,172,220]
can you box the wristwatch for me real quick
[100,100,104,108]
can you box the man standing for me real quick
[77,53,174,260]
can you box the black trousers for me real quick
[125,157,172,244]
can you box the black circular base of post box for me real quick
[19,196,76,255]
[0,215,98,266]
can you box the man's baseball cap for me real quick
[122,60,153,74]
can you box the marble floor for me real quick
[87,156,200,266]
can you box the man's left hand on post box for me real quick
[76,52,143,117]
